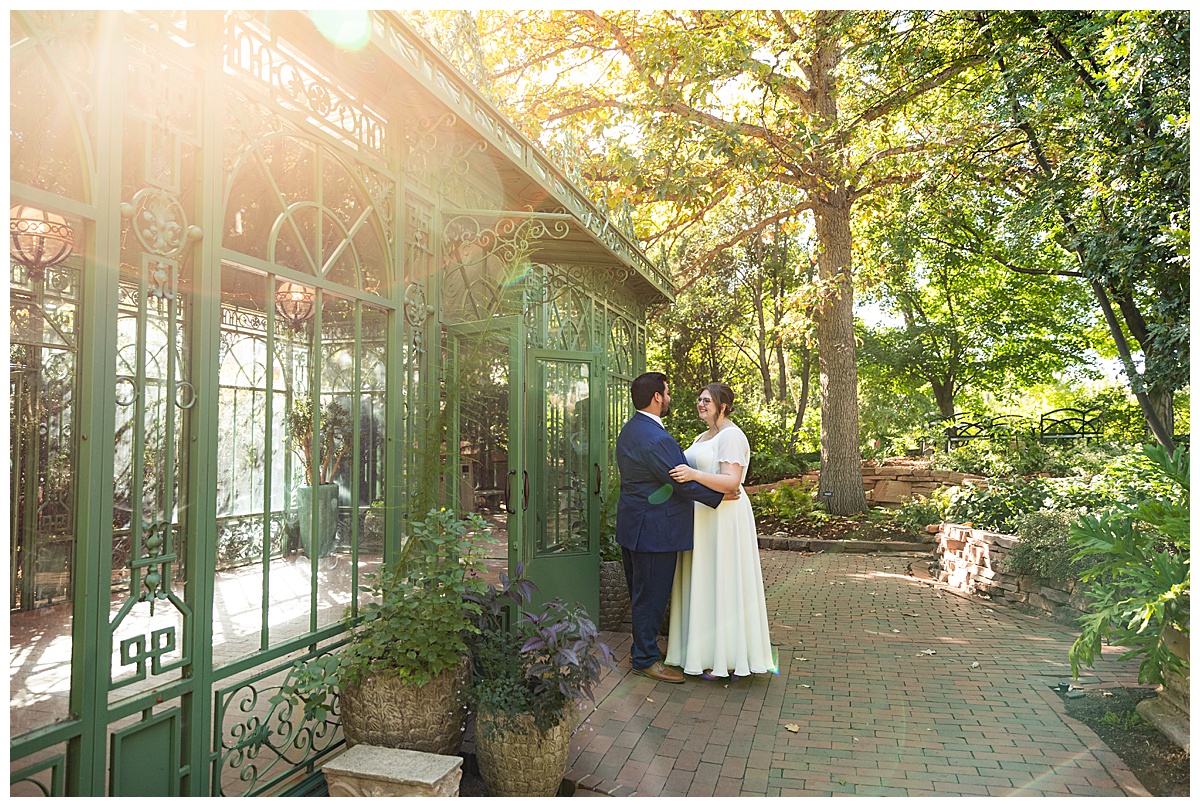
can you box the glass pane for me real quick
[452,329,510,586]
[354,306,387,610]
[110,267,190,700]
[536,359,591,556]
[10,32,90,200]
[9,275,77,731]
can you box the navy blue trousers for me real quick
[621,546,677,670]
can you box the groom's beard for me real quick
[660,401,671,418]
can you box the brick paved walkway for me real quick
[565,549,1149,797]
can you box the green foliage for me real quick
[1005,512,1095,580]
[599,475,622,562]
[747,450,810,487]
[930,439,1126,479]
[1098,709,1148,732]
[285,397,353,485]
[271,508,494,721]
[893,496,945,533]
[470,569,615,737]
[1069,445,1189,686]
[944,478,1053,534]
[748,482,816,523]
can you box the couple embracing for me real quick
[616,372,775,683]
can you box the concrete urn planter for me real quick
[598,560,630,631]
[339,656,471,756]
[1135,623,1190,752]
[474,707,571,797]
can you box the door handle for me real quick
[504,469,516,514]
[593,463,601,496]
[522,470,529,511]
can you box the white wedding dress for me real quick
[665,424,775,677]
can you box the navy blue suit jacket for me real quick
[615,412,725,552]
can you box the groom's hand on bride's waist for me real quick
[722,490,740,501]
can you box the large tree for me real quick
[857,195,1100,419]
[922,10,1189,449]
[481,10,986,513]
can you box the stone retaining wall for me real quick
[747,457,984,507]
[934,522,1086,625]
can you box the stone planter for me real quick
[1135,624,1190,752]
[474,707,570,797]
[340,657,471,756]
[361,507,384,553]
[296,484,339,558]
[598,560,630,631]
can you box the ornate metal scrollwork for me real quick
[225,16,387,158]
[443,214,570,270]
[123,188,191,259]
[215,651,342,796]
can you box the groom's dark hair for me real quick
[630,372,668,410]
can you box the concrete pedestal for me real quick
[322,744,462,797]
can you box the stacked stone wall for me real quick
[746,457,984,507]
[933,522,1087,625]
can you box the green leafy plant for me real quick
[1069,445,1189,686]
[285,397,353,485]
[944,478,1053,533]
[749,481,816,523]
[893,496,945,533]
[469,569,615,737]
[271,507,494,721]
[1098,709,1148,732]
[745,449,810,486]
[599,475,622,563]
[1004,511,1096,580]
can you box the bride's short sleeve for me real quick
[715,425,751,467]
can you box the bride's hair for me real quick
[701,382,734,419]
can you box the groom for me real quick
[616,372,726,682]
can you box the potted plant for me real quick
[361,499,385,553]
[598,474,631,630]
[285,397,352,558]
[272,507,494,755]
[468,569,615,796]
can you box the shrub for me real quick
[748,482,815,523]
[746,449,809,486]
[469,569,615,737]
[893,496,945,533]
[1069,445,1190,686]
[943,478,1053,534]
[1005,512,1095,580]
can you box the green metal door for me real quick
[524,350,602,621]
[447,317,525,585]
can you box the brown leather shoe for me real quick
[632,661,684,683]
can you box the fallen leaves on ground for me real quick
[785,724,799,733]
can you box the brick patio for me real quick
[564,549,1150,797]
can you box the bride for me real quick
[664,382,774,679]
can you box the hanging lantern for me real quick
[10,205,75,279]
[275,281,316,330]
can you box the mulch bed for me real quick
[1058,685,1189,795]
[756,513,922,543]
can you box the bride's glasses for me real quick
[696,396,713,404]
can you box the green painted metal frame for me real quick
[447,315,526,576]
[523,348,603,619]
[10,10,662,797]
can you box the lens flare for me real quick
[309,10,371,51]
[648,484,674,505]
[499,258,532,287]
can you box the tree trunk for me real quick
[814,196,868,515]
[788,343,812,450]
[930,379,956,418]
[1148,385,1175,440]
